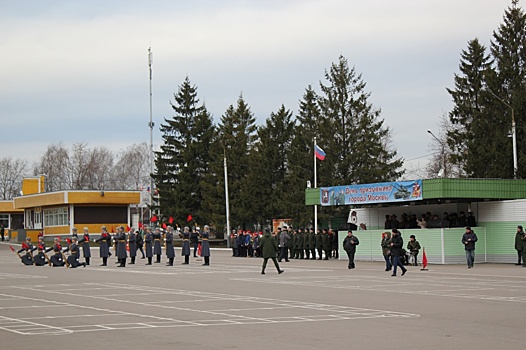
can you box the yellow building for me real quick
[12,189,141,242]
[0,200,24,231]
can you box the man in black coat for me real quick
[343,230,359,269]
[462,226,478,268]
[135,230,145,259]
[144,227,153,265]
[390,229,407,277]
[515,225,524,266]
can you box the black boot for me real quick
[130,257,135,264]
[101,257,107,266]
[166,258,174,266]
[155,255,161,263]
[85,257,90,266]
[202,256,209,266]
[182,255,189,264]
[146,257,152,265]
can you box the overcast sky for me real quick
[0,0,510,178]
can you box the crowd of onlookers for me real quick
[384,211,477,230]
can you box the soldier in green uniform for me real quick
[299,228,305,259]
[303,228,310,259]
[322,229,331,260]
[260,228,284,275]
[291,230,298,259]
[309,228,316,260]
[316,228,323,260]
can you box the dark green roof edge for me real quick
[422,178,526,199]
[305,178,526,206]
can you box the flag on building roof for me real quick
[315,144,326,161]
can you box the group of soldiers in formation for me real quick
[230,227,340,261]
[12,225,212,268]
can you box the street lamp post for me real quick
[485,88,518,179]
[427,129,446,178]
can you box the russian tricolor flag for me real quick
[315,145,326,161]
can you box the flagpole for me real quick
[314,137,318,231]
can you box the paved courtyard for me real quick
[0,243,523,349]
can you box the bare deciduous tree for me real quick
[0,157,28,199]
[113,142,150,190]
[34,143,70,191]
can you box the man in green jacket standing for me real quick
[515,225,524,266]
[260,228,284,275]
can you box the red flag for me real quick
[22,242,28,249]
[66,238,71,245]
[56,236,62,242]
[186,214,193,222]
[126,225,130,232]
[151,215,158,223]
[111,226,115,233]
[162,223,167,229]
[422,248,428,269]
[138,222,143,228]
[10,246,15,252]
[126,242,130,252]
[168,216,174,224]
[197,242,202,256]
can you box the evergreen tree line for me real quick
[153,56,403,233]
[445,0,526,179]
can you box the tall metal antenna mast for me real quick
[148,47,154,216]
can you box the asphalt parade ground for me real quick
[0,243,524,349]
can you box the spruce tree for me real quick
[285,86,321,227]
[490,0,526,178]
[246,105,294,226]
[446,38,496,177]
[318,55,403,186]
[154,77,214,224]
[216,95,257,229]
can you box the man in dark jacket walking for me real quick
[343,230,359,269]
[462,226,478,268]
[515,225,524,266]
[390,229,407,277]
[260,228,284,275]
